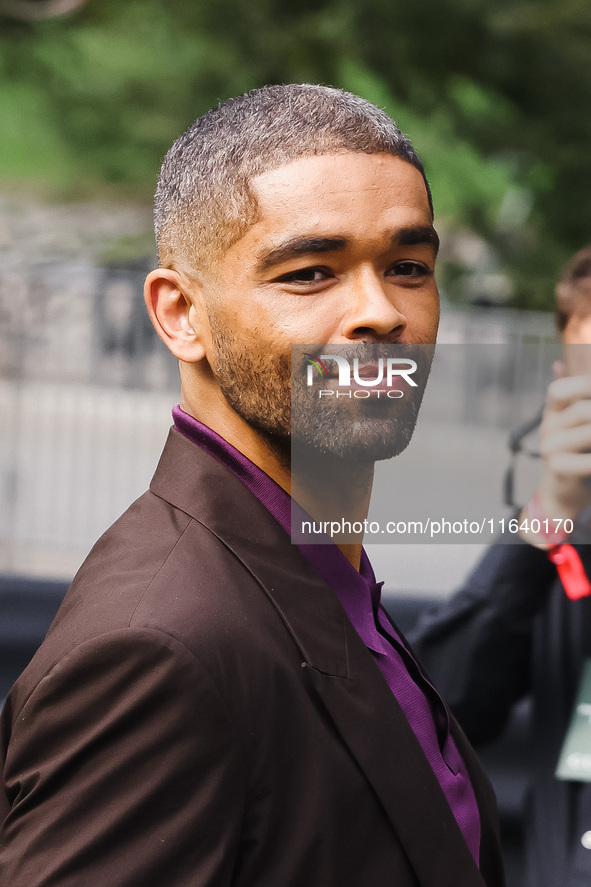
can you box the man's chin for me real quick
[291,423,416,463]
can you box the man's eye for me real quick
[390,262,429,277]
[277,267,330,285]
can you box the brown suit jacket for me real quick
[0,429,505,886]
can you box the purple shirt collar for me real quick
[172,405,388,654]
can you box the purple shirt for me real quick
[172,405,481,864]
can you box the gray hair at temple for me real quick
[555,245,591,333]
[154,83,433,276]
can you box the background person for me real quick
[412,245,591,887]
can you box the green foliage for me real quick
[0,0,590,308]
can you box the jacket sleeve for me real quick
[0,629,245,887]
[409,539,557,746]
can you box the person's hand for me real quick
[520,363,591,546]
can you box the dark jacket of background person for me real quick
[411,533,591,887]
[0,429,505,887]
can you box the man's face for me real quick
[197,151,440,458]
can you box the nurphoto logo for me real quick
[303,353,418,399]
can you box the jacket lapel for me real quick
[241,538,487,886]
[151,430,489,886]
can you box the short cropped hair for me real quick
[555,245,591,333]
[154,83,432,275]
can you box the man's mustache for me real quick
[295,343,435,378]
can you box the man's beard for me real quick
[291,343,433,463]
[208,317,432,464]
[207,317,292,451]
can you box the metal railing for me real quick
[0,260,558,578]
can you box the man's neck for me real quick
[179,396,373,571]
[290,450,374,570]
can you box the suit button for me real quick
[581,832,591,849]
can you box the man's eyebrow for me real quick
[394,225,440,254]
[254,226,440,275]
[254,237,349,273]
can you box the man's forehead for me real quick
[250,151,428,203]
[238,152,434,258]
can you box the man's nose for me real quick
[340,268,407,341]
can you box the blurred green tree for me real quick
[0,0,589,308]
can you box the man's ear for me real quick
[144,268,207,363]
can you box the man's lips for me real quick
[323,362,409,390]
[324,362,382,379]
[355,362,382,379]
